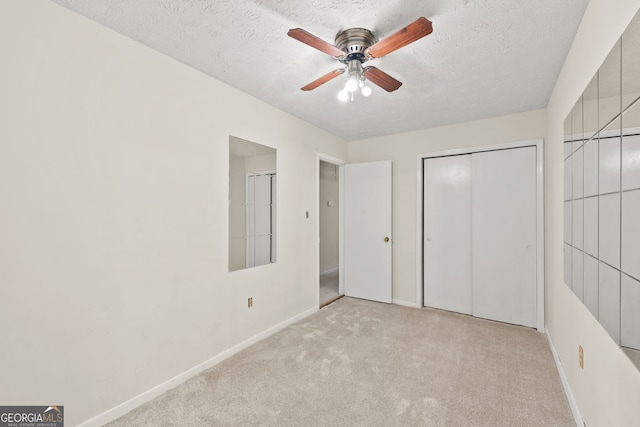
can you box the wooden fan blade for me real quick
[301,68,345,91]
[364,66,402,92]
[288,28,345,58]
[365,17,433,59]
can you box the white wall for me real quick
[319,161,339,274]
[0,1,345,425]
[546,0,640,425]
[348,110,546,305]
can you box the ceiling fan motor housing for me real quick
[335,28,377,63]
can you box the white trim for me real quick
[416,139,545,331]
[536,140,545,332]
[77,306,319,427]
[338,165,345,296]
[418,138,541,160]
[416,155,424,309]
[393,299,420,308]
[318,153,346,166]
[546,329,584,427]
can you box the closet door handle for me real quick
[384,237,390,242]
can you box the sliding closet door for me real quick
[247,174,274,268]
[423,145,538,328]
[423,155,473,314]
[471,147,537,328]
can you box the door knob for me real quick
[384,237,390,242]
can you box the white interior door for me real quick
[423,155,473,314]
[343,160,392,303]
[471,147,537,327]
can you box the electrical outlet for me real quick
[579,345,584,369]
[248,297,253,308]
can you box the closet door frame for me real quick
[416,138,545,332]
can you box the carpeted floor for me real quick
[107,297,574,426]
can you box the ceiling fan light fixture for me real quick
[338,89,349,102]
[345,76,359,93]
[361,85,372,97]
[345,59,364,93]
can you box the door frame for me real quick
[416,138,545,331]
[317,153,346,300]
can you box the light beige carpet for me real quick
[108,297,574,426]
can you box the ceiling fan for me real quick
[287,17,433,99]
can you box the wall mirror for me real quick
[563,10,640,369]
[228,136,277,272]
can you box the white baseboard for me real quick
[546,328,583,427]
[320,267,338,277]
[393,299,420,308]
[78,305,319,427]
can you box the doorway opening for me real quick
[319,159,342,307]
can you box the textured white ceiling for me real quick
[52,0,589,141]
